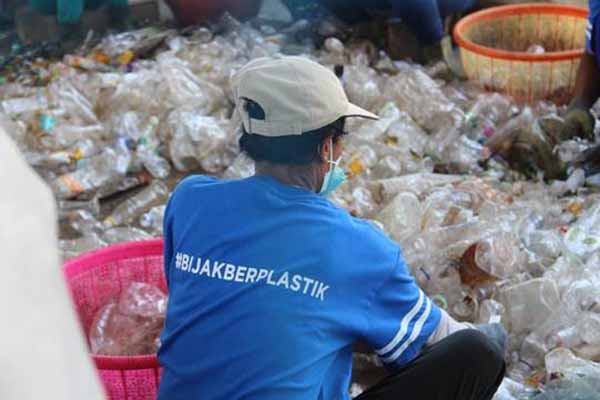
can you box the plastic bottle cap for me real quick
[118,51,135,66]
[431,294,448,310]
[349,159,365,176]
[72,149,84,161]
[39,114,56,133]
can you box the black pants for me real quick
[356,330,506,400]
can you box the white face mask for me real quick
[318,138,347,197]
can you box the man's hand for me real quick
[560,107,596,142]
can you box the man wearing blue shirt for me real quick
[158,56,506,400]
[563,0,600,141]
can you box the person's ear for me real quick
[319,137,331,163]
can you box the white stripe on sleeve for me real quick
[382,298,433,363]
[375,290,425,355]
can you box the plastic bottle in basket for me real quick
[104,180,169,227]
[89,282,167,356]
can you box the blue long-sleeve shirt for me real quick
[586,0,600,56]
[158,175,441,400]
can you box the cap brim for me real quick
[344,102,379,120]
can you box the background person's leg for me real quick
[106,0,130,30]
[29,0,58,15]
[390,0,443,45]
[356,330,505,400]
[319,0,372,24]
[437,0,478,20]
[56,0,84,24]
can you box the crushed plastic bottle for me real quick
[60,234,107,260]
[354,102,400,142]
[383,63,463,137]
[466,233,525,284]
[167,110,229,172]
[376,191,422,245]
[103,227,154,244]
[1,91,48,116]
[50,145,131,199]
[139,205,166,236]
[104,180,169,228]
[499,278,561,334]
[564,203,600,259]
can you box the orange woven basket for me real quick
[454,3,589,104]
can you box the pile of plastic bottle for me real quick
[1,15,600,399]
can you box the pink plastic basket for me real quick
[63,239,166,400]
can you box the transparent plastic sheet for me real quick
[89,282,167,356]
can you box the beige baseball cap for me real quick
[231,56,378,137]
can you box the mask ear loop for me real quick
[317,137,336,166]
[329,138,334,165]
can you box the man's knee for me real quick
[451,329,505,381]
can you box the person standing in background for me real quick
[561,0,600,141]
[29,0,130,29]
